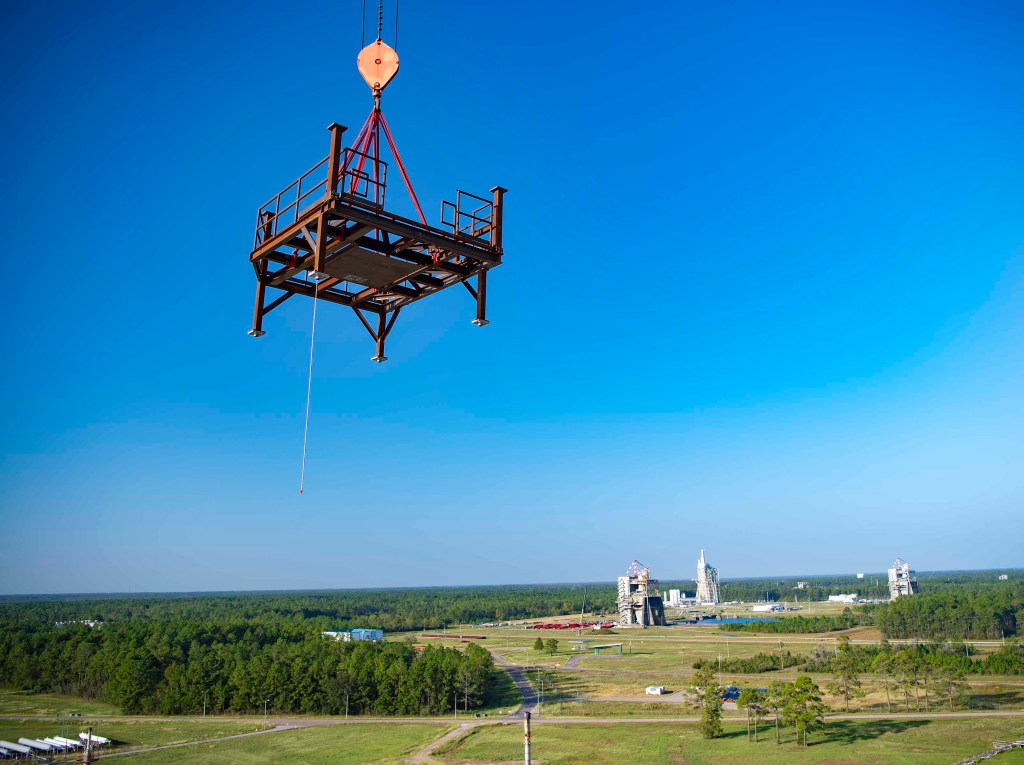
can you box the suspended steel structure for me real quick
[246,13,506,362]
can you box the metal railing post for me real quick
[490,186,507,250]
[326,123,347,197]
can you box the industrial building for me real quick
[696,549,721,605]
[616,560,667,627]
[752,603,784,612]
[828,594,860,604]
[888,558,919,600]
[323,628,384,642]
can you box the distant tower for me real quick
[696,549,721,605]
[616,560,666,627]
[887,557,919,600]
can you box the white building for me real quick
[827,594,860,604]
[752,603,784,612]
[695,549,721,605]
[856,573,865,579]
[999,575,1009,581]
[664,589,683,607]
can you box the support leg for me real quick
[249,261,267,337]
[249,213,274,337]
[471,270,489,326]
[372,312,388,363]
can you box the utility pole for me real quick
[524,711,532,765]
[203,691,207,718]
[345,692,349,719]
[454,690,458,719]
[84,726,93,764]
[264,699,269,728]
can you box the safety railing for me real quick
[441,190,494,244]
[336,148,387,209]
[254,157,329,248]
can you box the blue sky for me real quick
[1,1,1022,594]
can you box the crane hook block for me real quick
[357,40,400,93]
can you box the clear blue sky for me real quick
[1,1,1022,595]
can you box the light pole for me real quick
[203,692,207,718]
[264,699,269,727]
[454,690,458,719]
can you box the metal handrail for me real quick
[441,189,493,243]
[254,156,330,247]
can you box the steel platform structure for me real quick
[248,121,506,361]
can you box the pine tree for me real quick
[686,665,724,739]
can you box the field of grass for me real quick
[438,718,1024,765]
[120,723,452,765]
[0,689,120,716]
[428,621,1024,716]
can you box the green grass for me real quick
[0,689,120,716]
[437,718,1024,765]
[120,723,452,764]
[541,700,692,717]
[0,719,265,749]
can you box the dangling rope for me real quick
[377,0,383,41]
[299,278,319,494]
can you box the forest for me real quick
[1,573,1019,715]
[0,620,494,715]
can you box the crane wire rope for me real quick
[299,277,319,494]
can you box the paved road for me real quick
[490,650,540,718]
[503,665,540,718]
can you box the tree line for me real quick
[0,619,494,716]
[873,588,1022,640]
[722,580,1023,641]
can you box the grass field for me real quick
[419,619,1024,716]
[438,718,1024,765]
[0,689,120,716]
[119,723,452,764]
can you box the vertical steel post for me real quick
[249,212,274,337]
[84,726,93,763]
[490,185,507,249]
[524,711,531,765]
[472,271,488,326]
[326,123,347,197]
[373,312,388,363]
